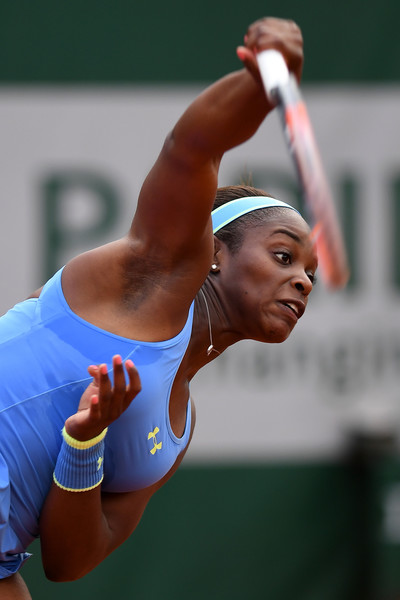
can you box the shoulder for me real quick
[60,238,200,340]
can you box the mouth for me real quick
[279,299,305,320]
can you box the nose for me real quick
[292,271,313,296]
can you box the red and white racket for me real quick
[257,50,350,289]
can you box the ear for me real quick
[211,237,224,273]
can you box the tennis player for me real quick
[0,17,317,599]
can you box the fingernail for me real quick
[236,47,246,60]
[114,355,122,365]
[100,364,108,375]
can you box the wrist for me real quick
[53,427,108,493]
[63,426,108,449]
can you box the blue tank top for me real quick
[0,268,193,554]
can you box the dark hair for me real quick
[213,185,288,254]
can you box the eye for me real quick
[275,251,292,265]
[307,271,317,286]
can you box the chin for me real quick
[263,325,295,344]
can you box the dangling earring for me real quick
[199,288,220,356]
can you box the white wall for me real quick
[1,85,399,460]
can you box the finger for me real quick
[236,46,260,81]
[246,18,300,48]
[125,359,142,402]
[89,393,102,419]
[87,365,100,388]
[112,354,127,397]
[237,46,254,64]
[98,363,112,400]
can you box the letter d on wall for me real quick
[42,170,121,280]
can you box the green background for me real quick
[22,457,400,600]
[1,0,399,84]
[3,0,400,598]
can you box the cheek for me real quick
[224,252,278,301]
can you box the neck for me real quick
[184,279,242,379]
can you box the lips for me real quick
[279,299,305,320]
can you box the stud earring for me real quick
[211,263,218,272]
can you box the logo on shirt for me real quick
[148,427,162,455]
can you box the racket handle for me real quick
[256,50,290,102]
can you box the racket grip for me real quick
[257,50,290,102]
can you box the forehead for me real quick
[240,209,317,262]
[247,209,312,241]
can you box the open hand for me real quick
[64,355,141,442]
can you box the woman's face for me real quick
[218,210,318,343]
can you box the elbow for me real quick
[44,570,76,583]
[44,566,83,583]
[45,573,78,583]
[41,539,106,581]
[42,559,94,583]
[40,536,109,582]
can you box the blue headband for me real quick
[211,196,300,234]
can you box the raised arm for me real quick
[130,18,303,262]
[58,18,304,342]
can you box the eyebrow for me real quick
[270,228,303,244]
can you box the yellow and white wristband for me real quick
[53,426,108,492]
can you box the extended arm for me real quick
[130,18,303,262]
[58,18,304,340]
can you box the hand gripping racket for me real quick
[257,50,350,289]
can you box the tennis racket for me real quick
[257,50,350,289]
